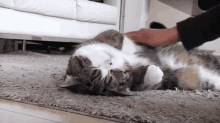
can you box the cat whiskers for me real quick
[89,66,100,69]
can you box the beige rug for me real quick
[0,50,220,123]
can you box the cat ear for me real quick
[75,56,91,68]
[61,75,81,88]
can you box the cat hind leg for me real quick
[175,65,220,91]
[197,66,220,91]
[143,65,164,88]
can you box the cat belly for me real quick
[74,42,153,70]
[121,35,145,54]
[74,43,139,77]
[123,54,153,67]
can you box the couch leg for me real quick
[47,46,51,54]
[22,40,26,51]
[15,40,18,50]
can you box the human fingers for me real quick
[125,33,142,43]
[125,32,138,38]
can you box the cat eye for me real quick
[119,83,125,86]
[86,82,92,87]
[116,72,123,76]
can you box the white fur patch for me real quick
[198,65,220,90]
[121,35,144,54]
[121,35,137,54]
[157,52,187,71]
[144,65,164,86]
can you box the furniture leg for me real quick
[15,40,18,50]
[119,0,126,33]
[140,0,151,28]
[22,40,26,51]
[47,45,51,54]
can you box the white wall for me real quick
[123,0,144,33]
[148,0,220,52]
[147,0,191,28]
[158,0,205,16]
[191,0,206,16]
[122,0,220,52]
[123,0,192,31]
[158,0,193,15]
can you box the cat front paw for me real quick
[144,65,164,86]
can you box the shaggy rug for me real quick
[0,50,220,123]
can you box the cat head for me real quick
[61,55,134,96]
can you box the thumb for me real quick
[125,34,141,43]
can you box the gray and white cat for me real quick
[61,29,220,96]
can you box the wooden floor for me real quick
[0,99,114,123]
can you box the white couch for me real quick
[0,0,122,50]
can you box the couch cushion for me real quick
[0,0,15,9]
[76,0,117,25]
[0,0,117,25]
[0,7,116,40]
[13,0,78,20]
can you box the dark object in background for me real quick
[198,0,220,10]
[89,0,103,3]
[0,39,16,53]
[150,22,167,29]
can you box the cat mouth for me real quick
[109,70,117,80]
[110,88,133,96]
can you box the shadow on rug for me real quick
[0,51,220,123]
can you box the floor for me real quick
[0,99,114,123]
[1,42,220,123]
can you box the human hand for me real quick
[125,27,180,47]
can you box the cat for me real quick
[61,23,220,96]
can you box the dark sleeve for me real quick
[176,4,220,51]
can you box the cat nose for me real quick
[109,70,114,75]
[124,72,130,78]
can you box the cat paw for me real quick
[144,65,164,86]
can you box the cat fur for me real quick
[62,25,220,96]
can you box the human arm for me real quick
[177,4,220,50]
[126,4,220,50]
